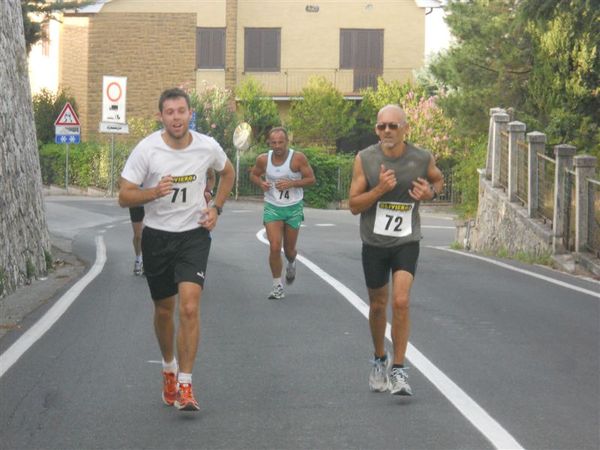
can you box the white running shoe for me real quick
[389,367,412,396]
[133,260,143,276]
[268,284,285,300]
[369,352,391,392]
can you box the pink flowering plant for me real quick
[184,81,237,153]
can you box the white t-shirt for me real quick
[264,149,303,206]
[121,130,227,232]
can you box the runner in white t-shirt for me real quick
[249,127,315,300]
[119,87,235,412]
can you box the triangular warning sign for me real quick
[54,102,80,126]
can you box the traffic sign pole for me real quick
[65,144,70,191]
[110,134,115,197]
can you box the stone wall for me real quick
[0,0,51,296]
[466,172,553,257]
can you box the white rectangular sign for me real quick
[55,125,81,135]
[99,122,129,134]
[102,75,127,124]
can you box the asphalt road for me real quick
[0,196,598,450]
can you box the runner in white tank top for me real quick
[249,127,316,299]
[264,149,303,206]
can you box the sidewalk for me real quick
[0,240,86,341]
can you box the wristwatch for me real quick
[429,184,438,200]
[212,204,223,215]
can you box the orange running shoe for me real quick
[175,383,200,411]
[162,371,177,406]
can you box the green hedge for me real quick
[39,142,131,190]
[40,142,355,209]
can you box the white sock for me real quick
[178,372,192,385]
[162,358,177,373]
[135,255,142,263]
[287,259,296,268]
[273,278,282,287]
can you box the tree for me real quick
[1,0,51,296]
[428,0,599,155]
[21,1,89,53]
[287,76,355,148]
[235,77,280,143]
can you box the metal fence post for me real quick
[526,132,545,218]
[486,107,505,179]
[491,112,509,188]
[552,144,576,253]
[573,155,597,253]
[508,121,526,202]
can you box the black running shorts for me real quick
[361,241,420,289]
[141,226,211,300]
[129,206,145,223]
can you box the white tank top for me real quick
[264,149,303,206]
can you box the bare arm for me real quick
[249,154,270,192]
[200,159,235,231]
[118,176,173,208]
[408,154,444,201]
[348,154,397,215]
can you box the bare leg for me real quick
[176,281,202,373]
[390,270,414,365]
[153,296,176,363]
[131,221,143,257]
[282,224,299,263]
[367,284,389,358]
[264,221,284,278]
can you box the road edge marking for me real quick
[0,235,106,378]
[428,246,600,299]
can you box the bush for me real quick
[451,135,487,217]
[300,147,354,208]
[32,88,78,145]
[188,83,237,155]
[39,141,132,190]
[235,78,280,143]
[288,76,355,148]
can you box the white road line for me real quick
[429,246,600,299]
[315,223,335,227]
[0,236,107,378]
[422,225,456,229]
[257,229,524,450]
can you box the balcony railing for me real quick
[196,67,414,97]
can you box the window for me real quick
[244,28,280,72]
[197,28,225,69]
[340,29,383,90]
[340,29,383,69]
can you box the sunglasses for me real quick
[376,122,404,131]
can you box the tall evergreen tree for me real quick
[429,0,599,154]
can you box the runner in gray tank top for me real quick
[349,104,444,396]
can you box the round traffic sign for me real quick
[106,82,122,102]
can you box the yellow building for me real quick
[58,0,431,138]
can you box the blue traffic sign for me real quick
[189,111,197,131]
[55,134,80,144]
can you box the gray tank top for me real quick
[358,142,432,247]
